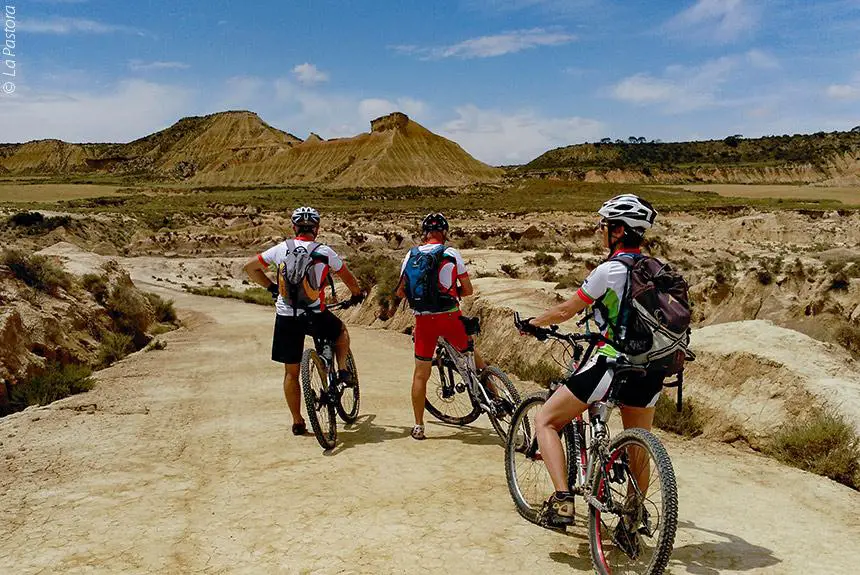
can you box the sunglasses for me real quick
[597,220,609,231]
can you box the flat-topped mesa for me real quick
[371,112,409,133]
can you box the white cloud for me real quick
[18,17,140,35]
[438,105,605,164]
[0,80,194,143]
[665,0,760,43]
[292,63,329,86]
[826,83,860,100]
[358,98,427,123]
[611,51,775,113]
[393,28,575,60]
[128,60,190,72]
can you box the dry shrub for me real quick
[835,324,860,358]
[2,249,73,295]
[9,363,94,409]
[82,273,109,304]
[106,284,154,344]
[526,251,557,267]
[766,408,860,490]
[98,332,134,367]
[653,393,704,437]
[186,285,272,306]
[144,292,177,323]
[346,253,401,307]
[500,263,519,278]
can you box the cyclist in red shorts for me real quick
[395,213,486,440]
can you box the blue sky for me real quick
[1,0,860,164]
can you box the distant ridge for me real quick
[0,111,502,187]
[518,129,860,186]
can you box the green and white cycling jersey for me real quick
[576,249,641,357]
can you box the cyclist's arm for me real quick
[243,255,276,290]
[529,293,589,327]
[334,264,362,297]
[457,274,474,298]
[395,275,406,299]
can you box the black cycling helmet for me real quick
[421,212,449,233]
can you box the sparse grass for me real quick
[554,270,583,290]
[765,408,860,490]
[9,363,95,410]
[144,292,177,323]
[98,332,134,367]
[653,393,704,437]
[81,273,109,304]
[1,249,73,295]
[713,259,736,285]
[146,339,167,351]
[186,285,273,306]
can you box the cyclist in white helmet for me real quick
[518,194,661,531]
[244,206,365,436]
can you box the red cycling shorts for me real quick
[413,310,469,361]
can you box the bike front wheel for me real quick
[505,391,573,523]
[588,427,678,575]
[482,366,521,441]
[301,349,337,450]
[424,349,481,425]
[335,350,360,423]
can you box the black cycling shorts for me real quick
[564,354,664,408]
[272,310,344,365]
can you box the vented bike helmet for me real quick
[597,194,656,231]
[291,206,321,226]
[421,212,449,233]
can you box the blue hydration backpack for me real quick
[402,245,458,313]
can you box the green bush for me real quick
[766,408,860,489]
[81,273,109,303]
[144,292,177,323]
[713,259,736,285]
[835,324,860,358]
[9,363,95,409]
[2,249,73,295]
[98,332,134,367]
[653,393,704,437]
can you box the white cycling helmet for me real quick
[598,194,656,231]
[291,206,321,226]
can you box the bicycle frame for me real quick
[437,338,503,418]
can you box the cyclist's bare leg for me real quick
[535,385,588,492]
[474,350,487,371]
[283,363,305,426]
[411,359,433,426]
[619,405,656,500]
[334,325,350,372]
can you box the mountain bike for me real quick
[300,299,362,451]
[506,313,678,575]
[423,315,520,441]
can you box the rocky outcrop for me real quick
[371,112,409,133]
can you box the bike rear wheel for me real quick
[482,366,521,441]
[424,348,481,425]
[335,350,360,423]
[588,428,678,575]
[301,349,337,450]
[505,392,574,523]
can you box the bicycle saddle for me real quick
[459,316,481,335]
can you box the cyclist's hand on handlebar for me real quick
[348,291,367,306]
[517,317,548,341]
[267,283,279,300]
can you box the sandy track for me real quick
[2,286,860,574]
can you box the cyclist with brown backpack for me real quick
[517,195,691,535]
[244,206,365,437]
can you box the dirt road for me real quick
[2,286,860,574]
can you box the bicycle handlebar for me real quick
[513,312,600,345]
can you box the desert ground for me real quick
[2,263,860,574]
[677,184,860,206]
[1,180,859,574]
